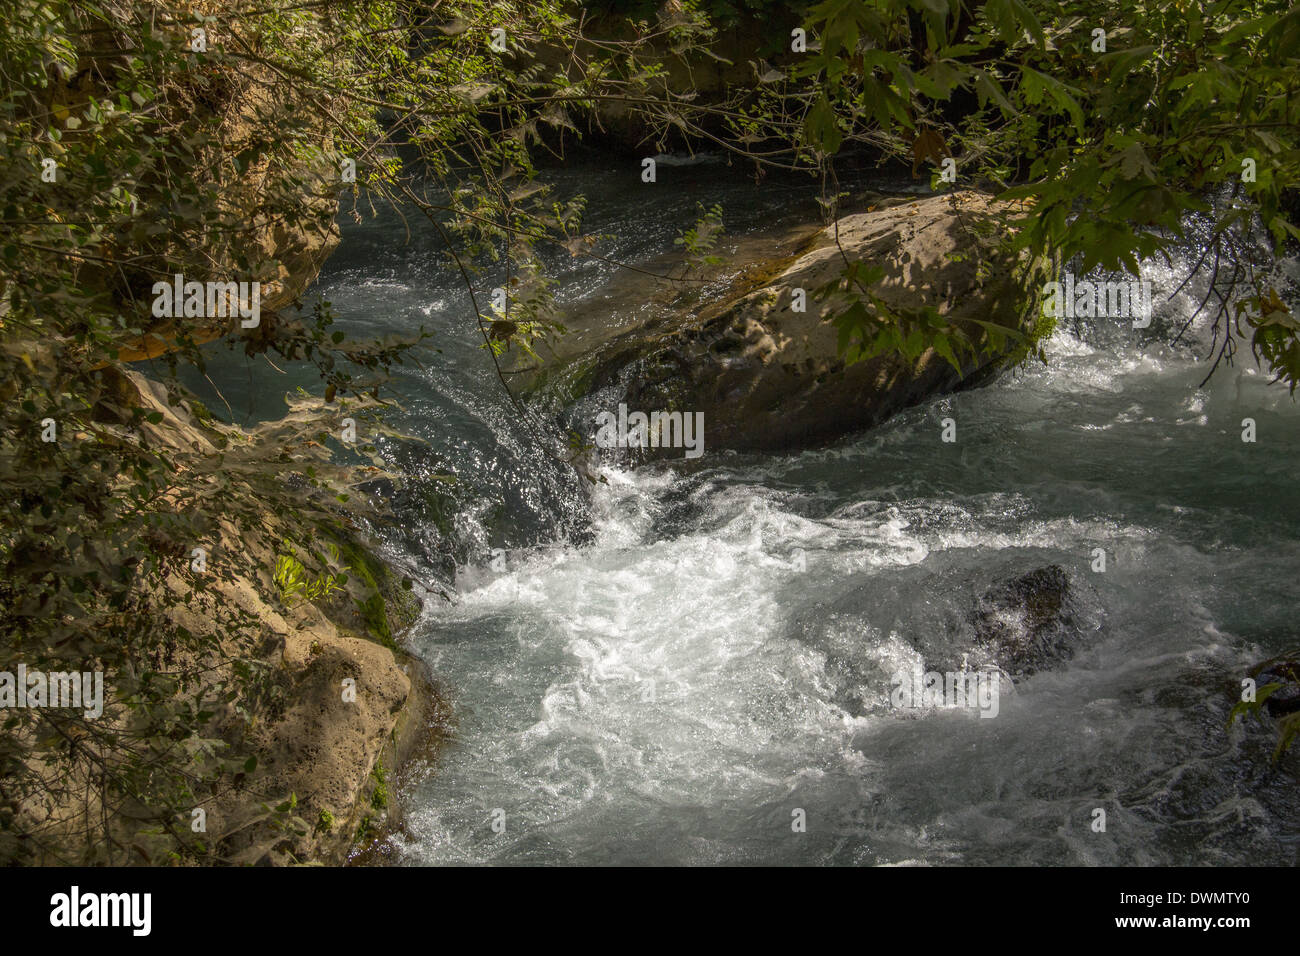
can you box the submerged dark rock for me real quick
[789,558,1090,718]
[968,564,1078,679]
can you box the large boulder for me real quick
[542,190,1043,459]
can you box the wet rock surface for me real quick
[790,557,1091,717]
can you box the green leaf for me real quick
[1099,44,1156,80]
[804,94,843,154]
[973,70,1015,116]
[932,333,961,371]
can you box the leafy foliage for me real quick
[789,0,1300,383]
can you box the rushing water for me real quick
[187,157,1300,865]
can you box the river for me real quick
[184,156,1300,865]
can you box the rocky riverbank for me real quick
[0,0,444,865]
[71,369,442,865]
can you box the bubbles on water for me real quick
[392,412,1300,865]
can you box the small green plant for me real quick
[370,760,389,810]
[316,809,334,833]
[1228,653,1300,763]
[675,202,726,274]
[274,543,350,606]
